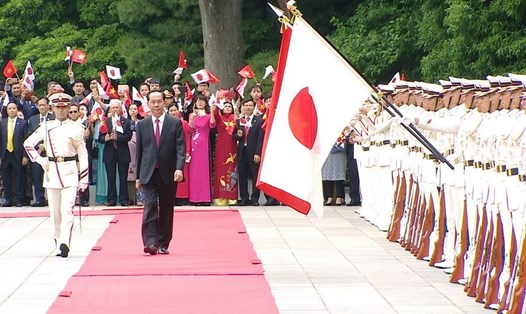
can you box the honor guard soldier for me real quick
[23,92,89,258]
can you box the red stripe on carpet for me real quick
[0,209,139,218]
[48,210,278,313]
[75,211,263,276]
[0,207,236,219]
[49,276,278,314]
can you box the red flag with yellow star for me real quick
[238,65,255,79]
[71,49,87,64]
[105,82,119,99]
[3,60,17,78]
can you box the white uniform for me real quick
[24,119,89,253]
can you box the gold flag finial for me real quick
[287,1,302,21]
[278,15,291,33]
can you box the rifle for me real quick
[429,188,446,265]
[474,210,495,302]
[403,180,419,250]
[387,172,400,240]
[398,175,413,245]
[484,212,504,307]
[497,229,518,312]
[465,204,488,296]
[388,172,406,242]
[401,176,417,248]
[416,192,435,260]
[450,199,469,283]
[411,192,426,255]
[508,227,526,314]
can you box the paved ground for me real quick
[0,204,492,314]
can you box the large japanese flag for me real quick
[257,17,372,216]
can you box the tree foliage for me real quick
[1,0,526,94]
[329,0,526,84]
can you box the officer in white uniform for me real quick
[24,93,89,258]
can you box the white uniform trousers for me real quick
[48,186,77,248]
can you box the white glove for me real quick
[395,117,412,126]
[35,156,49,169]
[78,183,89,192]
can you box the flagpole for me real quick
[279,6,453,170]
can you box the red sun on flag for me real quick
[197,74,203,81]
[288,87,318,149]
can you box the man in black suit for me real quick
[0,102,27,206]
[99,99,133,206]
[135,90,185,255]
[233,99,264,206]
[26,96,55,207]
[346,130,361,206]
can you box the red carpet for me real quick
[48,210,278,314]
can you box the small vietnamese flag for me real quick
[105,82,119,99]
[178,51,188,69]
[71,50,87,64]
[99,71,110,90]
[185,82,193,101]
[3,60,17,78]
[238,65,255,79]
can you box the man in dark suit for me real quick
[233,99,264,206]
[26,96,55,207]
[135,90,185,255]
[99,99,133,206]
[346,130,361,206]
[0,102,27,206]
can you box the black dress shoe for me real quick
[238,200,249,206]
[143,244,158,255]
[59,243,69,258]
[347,201,362,206]
[2,202,14,207]
[158,247,169,255]
[31,201,47,207]
[119,202,129,206]
[107,202,116,206]
[15,202,23,207]
[80,201,89,207]
[250,200,259,206]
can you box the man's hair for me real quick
[37,96,49,104]
[147,90,165,101]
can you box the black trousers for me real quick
[30,162,46,203]
[141,169,176,249]
[2,152,23,204]
[323,180,345,200]
[237,148,260,203]
[105,160,129,204]
[347,159,361,203]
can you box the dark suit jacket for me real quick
[26,112,56,136]
[136,115,186,185]
[19,100,38,120]
[25,113,56,157]
[98,116,133,163]
[233,115,264,161]
[0,117,27,161]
